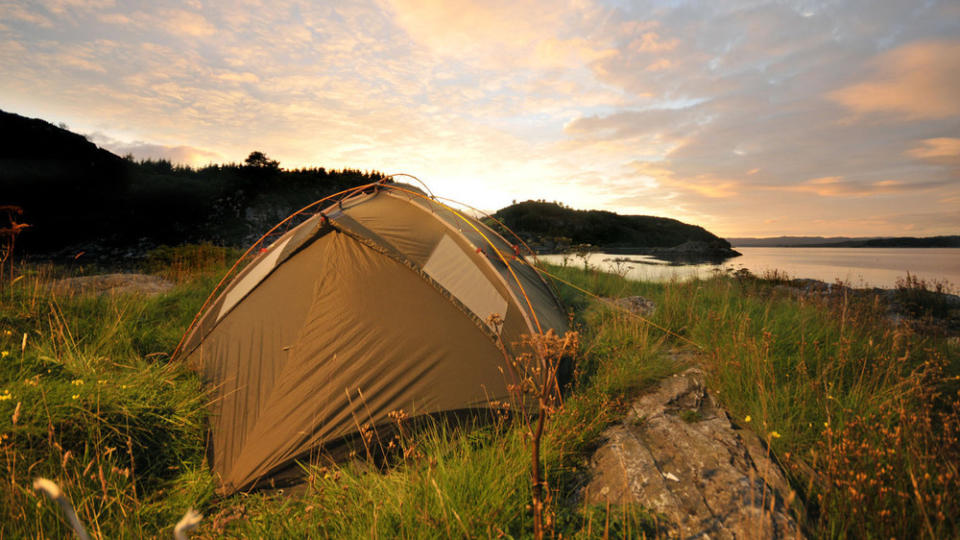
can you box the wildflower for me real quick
[71,394,80,400]
[71,379,84,386]
[0,390,11,401]
[3,329,11,336]
[97,379,107,385]
[1,351,8,358]
[769,431,782,439]
[120,385,128,390]
[744,415,751,423]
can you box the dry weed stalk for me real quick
[505,328,579,540]
[0,205,29,286]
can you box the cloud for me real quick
[631,160,740,198]
[146,9,217,37]
[631,31,678,53]
[97,12,129,24]
[781,177,945,197]
[88,132,223,166]
[0,2,55,27]
[907,137,960,165]
[382,0,613,69]
[645,58,671,71]
[217,71,260,84]
[563,105,704,141]
[828,41,960,120]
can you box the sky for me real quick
[1,0,958,238]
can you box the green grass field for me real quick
[1,247,957,538]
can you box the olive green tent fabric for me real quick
[178,184,567,494]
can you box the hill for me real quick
[729,236,960,248]
[492,200,739,259]
[0,109,382,257]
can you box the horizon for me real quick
[2,1,958,238]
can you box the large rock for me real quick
[581,368,802,539]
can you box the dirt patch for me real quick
[50,273,174,296]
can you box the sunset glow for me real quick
[2,0,958,237]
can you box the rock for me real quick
[648,241,742,261]
[609,296,657,317]
[581,368,802,539]
[50,273,174,296]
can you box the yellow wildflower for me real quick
[71,379,84,386]
[769,431,782,439]
[0,390,11,401]
[71,394,80,400]
[744,415,751,423]
[1,351,9,358]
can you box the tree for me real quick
[243,151,280,170]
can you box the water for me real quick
[539,247,960,289]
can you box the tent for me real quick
[176,182,569,494]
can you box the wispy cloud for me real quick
[829,41,960,120]
[907,137,960,164]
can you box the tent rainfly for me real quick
[176,182,569,494]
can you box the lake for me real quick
[538,247,960,289]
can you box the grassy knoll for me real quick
[1,249,957,538]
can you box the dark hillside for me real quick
[0,109,382,256]
[493,200,736,256]
[0,110,132,250]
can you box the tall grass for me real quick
[0,259,220,538]
[2,249,956,538]
[547,264,960,538]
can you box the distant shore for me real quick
[729,235,960,248]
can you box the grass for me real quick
[1,246,957,538]
[547,263,960,538]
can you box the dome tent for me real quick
[176,181,569,494]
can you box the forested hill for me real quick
[492,200,736,255]
[1,109,382,255]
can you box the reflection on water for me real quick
[539,248,960,289]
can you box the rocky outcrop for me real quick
[645,241,741,262]
[581,368,802,539]
[608,295,657,317]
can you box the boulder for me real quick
[581,368,802,539]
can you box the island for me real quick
[491,200,740,262]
